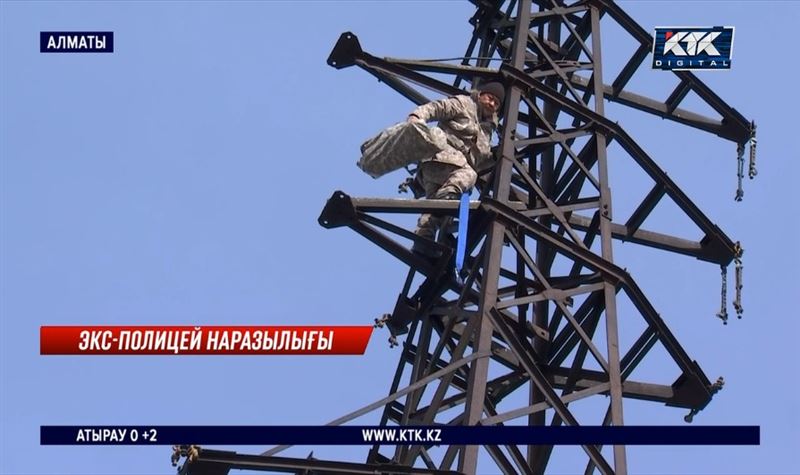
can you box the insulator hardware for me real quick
[735,143,745,202]
[374,314,390,328]
[716,264,728,325]
[717,243,744,324]
[171,446,181,467]
[398,177,413,194]
[171,445,201,467]
[733,242,744,319]
[374,314,399,347]
[748,121,758,179]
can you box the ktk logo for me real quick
[652,26,734,71]
[663,31,721,56]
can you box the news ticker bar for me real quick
[40,426,760,446]
[40,326,373,355]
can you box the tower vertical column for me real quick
[458,1,532,473]
[590,5,627,474]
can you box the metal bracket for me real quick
[684,377,725,423]
[327,32,363,69]
[318,190,358,229]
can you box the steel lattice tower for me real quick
[174,1,755,474]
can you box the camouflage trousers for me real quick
[414,161,477,241]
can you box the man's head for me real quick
[477,81,505,117]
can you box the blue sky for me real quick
[1,1,798,474]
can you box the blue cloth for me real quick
[455,192,470,281]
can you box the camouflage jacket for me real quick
[410,90,497,171]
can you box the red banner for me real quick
[40,326,373,355]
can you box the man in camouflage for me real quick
[406,82,505,255]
